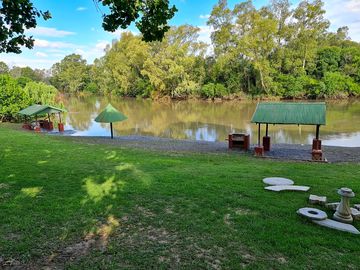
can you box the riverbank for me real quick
[58,135,360,163]
[1,124,360,269]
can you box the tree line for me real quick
[49,0,360,99]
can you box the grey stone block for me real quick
[309,194,327,205]
[265,185,310,192]
[312,219,360,234]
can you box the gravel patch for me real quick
[58,135,360,163]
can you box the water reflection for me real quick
[63,96,360,147]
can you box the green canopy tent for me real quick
[18,104,67,131]
[94,104,127,139]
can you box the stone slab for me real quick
[265,185,310,192]
[354,204,360,211]
[263,177,294,186]
[297,207,327,220]
[351,208,360,221]
[309,194,327,205]
[312,219,360,235]
[325,202,340,211]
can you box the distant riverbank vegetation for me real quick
[1,0,360,115]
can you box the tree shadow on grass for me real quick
[0,146,154,269]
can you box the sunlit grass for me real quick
[0,123,359,269]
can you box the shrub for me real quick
[200,83,228,98]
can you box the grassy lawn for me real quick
[1,124,360,269]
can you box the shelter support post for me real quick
[255,123,264,157]
[263,123,271,151]
[58,112,64,132]
[312,124,322,160]
[47,113,53,131]
[34,115,40,132]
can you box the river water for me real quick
[62,96,360,147]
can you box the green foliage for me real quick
[0,0,51,53]
[200,83,228,98]
[0,61,9,74]
[50,54,89,93]
[23,81,58,105]
[0,74,59,121]
[0,75,29,120]
[322,72,360,97]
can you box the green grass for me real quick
[1,124,360,269]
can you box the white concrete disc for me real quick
[263,177,294,186]
[297,207,327,221]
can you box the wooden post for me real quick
[265,123,269,137]
[258,123,261,146]
[110,122,113,139]
[316,125,320,140]
[58,112,62,123]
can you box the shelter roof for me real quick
[18,104,66,116]
[251,102,326,125]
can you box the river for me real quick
[62,96,360,147]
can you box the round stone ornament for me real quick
[297,207,328,221]
[263,177,294,186]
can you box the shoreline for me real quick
[54,134,360,164]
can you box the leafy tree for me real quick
[23,81,58,105]
[0,61,9,74]
[50,54,90,93]
[0,0,177,53]
[208,0,234,56]
[141,25,207,98]
[291,0,330,71]
[104,32,150,96]
[0,75,30,121]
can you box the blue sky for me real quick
[1,0,360,69]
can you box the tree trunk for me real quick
[259,69,267,92]
[302,44,307,70]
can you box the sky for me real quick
[1,0,360,70]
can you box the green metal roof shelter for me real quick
[18,104,66,129]
[18,104,66,117]
[94,104,127,139]
[251,102,326,148]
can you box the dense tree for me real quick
[0,75,29,121]
[0,0,177,53]
[50,54,90,93]
[0,61,9,74]
[23,81,58,105]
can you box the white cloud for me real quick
[95,40,110,51]
[26,27,75,37]
[35,52,48,58]
[110,29,140,38]
[346,0,360,12]
[34,39,78,49]
[77,7,87,11]
[199,14,210,19]
[324,0,360,41]
[0,54,63,69]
